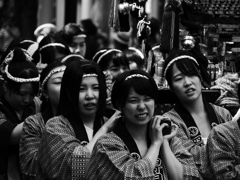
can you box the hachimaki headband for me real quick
[61,54,84,63]
[125,74,148,81]
[97,49,122,64]
[39,43,66,51]
[163,55,199,78]
[4,49,40,83]
[40,67,66,91]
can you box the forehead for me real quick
[48,66,66,79]
[72,36,85,43]
[19,83,33,92]
[81,77,98,85]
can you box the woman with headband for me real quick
[0,48,41,180]
[123,47,145,70]
[86,69,201,179]
[38,60,121,179]
[38,34,71,66]
[57,23,87,57]
[162,49,232,178]
[19,61,66,179]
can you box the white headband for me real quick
[74,34,87,38]
[128,47,144,59]
[92,49,107,61]
[41,67,66,90]
[97,49,122,64]
[83,73,98,78]
[5,65,40,83]
[3,49,33,65]
[61,54,84,63]
[39,43,65,51]
[163,55,199,78]
[125,74,148,81]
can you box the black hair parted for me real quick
[164,50,202,88]
[111,69,158,110]
[57,59,106,134]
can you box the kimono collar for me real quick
[174,99,219,146]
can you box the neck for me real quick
[181,94,205,115]
[125,121,148,142]
[81,114,96,129]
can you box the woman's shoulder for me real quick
[210,103,232,120]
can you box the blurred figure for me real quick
[123,47,144,70]
[148,17,161,48]
[57,23,87,57]
[38,34,71,72]
[34,23,57,43]
[112,30,131,51]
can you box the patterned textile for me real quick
[0,96,41,180]
[164,103,232,179]
[206,120,240,180]
[38,115,91,180]
[19,113,46,180]
[86,131,201,179]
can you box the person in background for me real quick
[38,59,121,179]
[57,23,87,58]
[19,61,66,180]
[112,30,131,51]
[37,34,71,72]
[123,47,144,70]
[86,69,201,180]
[34,23,57,43]
[162,49,232,178]
[0,48,41,180]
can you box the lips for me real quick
[84,103,96,109]
[135,113,148,119]
[185,88,195,95]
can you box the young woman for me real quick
[19,61,66,180]
[57,23,87,57]
[38,59,121,179]
[86,70,201,180]
[0,48,41,180]
[162,50,232,178]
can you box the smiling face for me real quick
[171,63,202,103]
[78,76,99,118]
[122,88,155,127]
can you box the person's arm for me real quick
[207,123,240,180]
[85,110,122,153]
[10,121,24,145]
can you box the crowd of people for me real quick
[0,19,239,180]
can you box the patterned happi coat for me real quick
[38,115,106,180]
[19,106,53,180]
[206,119,240,180]
[163,101,232,179]
[0,96,41,180]
[86,119,201,180]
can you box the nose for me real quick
[137,101,146,111]
[86,89,94,99]
[23,95,32,104]
[183,76,192,87]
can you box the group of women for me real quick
[0,22,238,180]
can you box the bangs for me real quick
[175,58,201,77]
[112,53,129,67]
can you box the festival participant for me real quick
[38,60,121,179]
[19,61,66,179]
[86,69,201,180]
[0,48,41,180]
[163,49,232,178]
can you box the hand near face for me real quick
[101,110,122,133]
[149,115,166,146]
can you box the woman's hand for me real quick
[101,110,122,133]
[163,123,178,142]
[149,115,166,146]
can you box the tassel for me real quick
[160,0,181,53]
[109,0,121,31]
